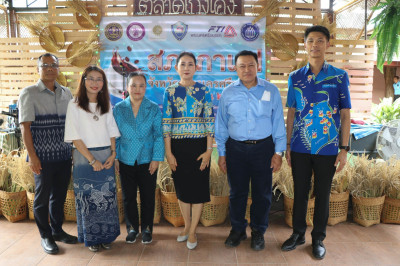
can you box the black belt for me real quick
[233,135,272,145]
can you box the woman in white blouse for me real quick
[64,66,121,252]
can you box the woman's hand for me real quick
[103,153,116,169]
[149,161,159,175]
[92,160,104,171]
[166,152,177,171]
[197,150,212,171]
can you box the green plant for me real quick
[371,0,400,72]
[371,97,400,123]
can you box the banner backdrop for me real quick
[100,16,266,108]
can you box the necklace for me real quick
[92,108,99,121]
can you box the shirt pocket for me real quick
[227,100,245,122]
[258,100,272,118]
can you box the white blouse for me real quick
[64,100,120,148]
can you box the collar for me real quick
[37,79,64,93]
[304,61,329,75]
[233,77,262,88]
[123,96,150,109]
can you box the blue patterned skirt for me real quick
[73,146,120,246]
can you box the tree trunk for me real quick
[384,66,396,99]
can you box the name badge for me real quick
[261,91,270,101]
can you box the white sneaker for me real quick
[177,234,189,242]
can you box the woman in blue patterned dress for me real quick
[162,52,215,250]
[64,66,121,252]
[113,72,165,245]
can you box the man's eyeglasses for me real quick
[85,77,104,83]
[39,63,59,69]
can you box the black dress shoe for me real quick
[41,237,59,254]
[250,229,265,251]
[281,233,305,251]
[312,240,326,260]
[225,230,247,247]
[52,230,78,244]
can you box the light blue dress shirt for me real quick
[215,77,286,156]
[113,96,165,165]
[394,82,400,95]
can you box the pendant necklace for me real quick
[92,108,99,121]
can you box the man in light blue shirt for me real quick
[394,76,400,102]
[215,50,286,251]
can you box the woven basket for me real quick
[245,197,252,223]
[200,195,229,226]
[63,190,76,222]
[137,187,162,224]
[328,191,349,225]
[117,189,124,224]
[352,195,385,227]
[284,195,315,228]
[0,190,27,222]
[160,191,184,227]
[381,196,400,224]
[26,191,35,220]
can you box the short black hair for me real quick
[128,72,147,84]
[304,25,330,41]
[176,51,197,65]
[234,50,258,65]
[37,53,59,67]
[395,76,399,79]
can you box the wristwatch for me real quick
[339,145,350,152]
[275,152,283,156]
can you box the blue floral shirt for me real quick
[162,82,215,139]
[286,62,352,155]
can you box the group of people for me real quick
[18,25,350,260]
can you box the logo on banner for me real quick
[104,23,123,41]
[171,21,188,41]
[241,23,259,41]
[224,25,237,38]
[127,22,145,41]
[149,25,167,41]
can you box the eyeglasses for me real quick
[40,63,59,69]
[85,77,104,83]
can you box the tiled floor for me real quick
[0,211,400,266]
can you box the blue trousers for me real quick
[34,159,72,238]
[226,136,274,234]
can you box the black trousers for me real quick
[226,136,274,234]
[291,152,337,241]
[119,161,157,233]
[34,159,72,238]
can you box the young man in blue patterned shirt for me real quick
[281,26,351,259]
[18,53,77,254]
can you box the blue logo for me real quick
[241,23,259,41]
[171,21,188,41]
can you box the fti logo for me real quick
[208,25,237,38]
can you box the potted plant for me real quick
[370,0,400,72]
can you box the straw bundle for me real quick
[273,159,294,199]
[209,160,229,196]
[265,31,299,61]
[158,161,175,192]
[6,150,34,193]
[67,31,100,65]
[383,158,400,200]
[19,16,63,52]
[251,0,284,25]
[18,15,47,37]
[65,0,96,28]
[349,155,385,198]
[331,155,354,194]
